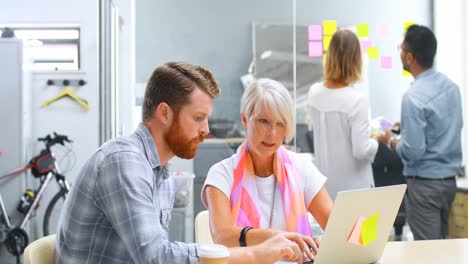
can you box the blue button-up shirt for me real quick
[396,68,463,179]
[55,123,199,264]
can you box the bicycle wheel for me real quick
[43,190,67,236]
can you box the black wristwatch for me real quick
[239,226,253,247]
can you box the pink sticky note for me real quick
[376,24,389,39]
[347,216,366,245]
[308,41,323,57]
[360,40,372,53]
[0,150,3,156]
[380,56,392,69]
[308,25,322,41]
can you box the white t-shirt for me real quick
[307,82,378,200]
[201,150,326,230]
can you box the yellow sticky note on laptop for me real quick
[361,213,379,246]
[347,213,379,247]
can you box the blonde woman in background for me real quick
[307,30,378,200]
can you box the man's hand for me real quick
[377,129,393,145]
[251,234,303,264]
[280,232,317,261]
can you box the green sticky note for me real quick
[367,47,379,59]
[356,24,369,38]
[361,213,379,247]
[323,20,337,35]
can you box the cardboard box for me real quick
[451,191,468,217]
[448,186,468,238]
[449,213,468,238]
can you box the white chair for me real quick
[195,210,213,244]
[24,234,56,264]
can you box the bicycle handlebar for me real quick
[38,132,73,149]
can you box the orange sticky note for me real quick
[361,213,379,247]
[347,216,366,245]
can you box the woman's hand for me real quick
[314,235,322,248]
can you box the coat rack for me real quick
[41,79,90,111]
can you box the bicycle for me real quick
[0,133,72,261]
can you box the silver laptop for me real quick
[311,184,407,264]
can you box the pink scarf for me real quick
[230,141,312,237]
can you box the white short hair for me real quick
[240,78,295,143]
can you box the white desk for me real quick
[378,238,467,263]
[276,238,468,264]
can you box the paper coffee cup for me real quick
[199,244,230,264]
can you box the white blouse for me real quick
[307,82,378,200]
[201,150,326,230]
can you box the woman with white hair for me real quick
[202,78,333,261]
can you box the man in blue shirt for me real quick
[55,62,309,263]
[379,25,462,240]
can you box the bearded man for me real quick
[55,62,304,264]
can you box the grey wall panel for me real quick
[0,39,26,261]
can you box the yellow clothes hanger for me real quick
[41,87,90,111]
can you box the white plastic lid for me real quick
[198,244,230,258]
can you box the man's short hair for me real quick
[142,62,220,122]
[404,25,437,68]
[324,29,362,84]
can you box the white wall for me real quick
[434,0,467,171]
[0,1,100,261]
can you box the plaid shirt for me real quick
[55,123,199,264]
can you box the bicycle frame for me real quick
[0,150,70,231]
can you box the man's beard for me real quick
[165,114,204,159]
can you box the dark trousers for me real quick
[405,177,457,240]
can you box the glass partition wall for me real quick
[136,0,433,152]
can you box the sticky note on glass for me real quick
[308,41,323,57]
[360,40,372,54]
[323,36,332,51]
[362,213,379,246]
[380,56,392,69]
[367,47,379,59]
[356,24,369,38]
[308,25,322,41]
[376,24,389,39]
[404,22,415,32]
[343,25,356,33]
[403,69,411,76]
[323,20,337,35]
